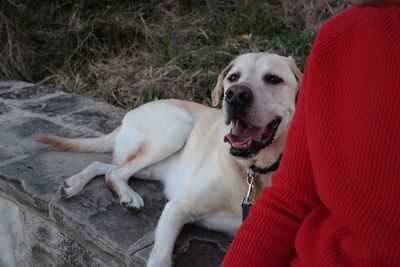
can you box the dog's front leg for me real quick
[147,201,193,267]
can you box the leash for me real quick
[241,154,282,221]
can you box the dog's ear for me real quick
[287,56,303,103]
[211,62,234,107]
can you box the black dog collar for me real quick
[250,154,282,174]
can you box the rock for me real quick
[0,152,111,215]
[62,108,124,134]
[0,81,231,267]
[173,225,232,267]
[0,81,12,90]
[0,102,12,115]
[22,210,112,267]
[20,94,86,116]
[0,198,27,267]
[0,85,56,100]
[11,118,79,138]
[49,178,165,262]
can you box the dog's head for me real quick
[212,52,302,158]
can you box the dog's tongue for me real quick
[224,121,264,149]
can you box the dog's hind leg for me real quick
[106,137,188,211]
[147,201,193,267]
[106,102,194,211]
[60,161,117,199]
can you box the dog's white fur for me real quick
[33,52,302,267]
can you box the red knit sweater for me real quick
[222,6,400,267]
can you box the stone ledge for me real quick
[0,81,231,267]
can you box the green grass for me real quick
[1,0,318,108]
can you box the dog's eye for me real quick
[264,74,283,85]
[227,73,239,82]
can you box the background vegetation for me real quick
[0,0,349,108]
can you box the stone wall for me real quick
[0,81,231,267]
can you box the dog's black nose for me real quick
[225,84,253,106]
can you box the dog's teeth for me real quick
[246,139,252,146]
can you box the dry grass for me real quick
[0,10,30,80]
[1,0,348,109]
[280,0,351,31]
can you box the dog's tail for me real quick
[31,126,120,153]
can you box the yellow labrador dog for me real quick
[33,52,302,267]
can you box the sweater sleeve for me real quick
[221,52,321,267]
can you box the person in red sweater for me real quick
[222,1,400,266]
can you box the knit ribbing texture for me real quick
[222,5,400,267]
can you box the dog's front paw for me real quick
[59,174,85,199]
[119,189,144,212]
[59,184,69,199]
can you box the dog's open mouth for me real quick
[224,117,281,158]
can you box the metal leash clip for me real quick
[241,168,255,221]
